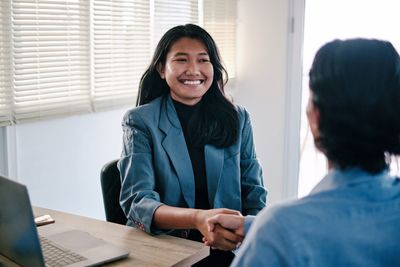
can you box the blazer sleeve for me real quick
[118,109,164,234]
[239,108,268,215]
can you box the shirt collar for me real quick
[310,167,390,195]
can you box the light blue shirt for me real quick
[232,168,400,267]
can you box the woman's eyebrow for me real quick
[172,52,209,57]
[172,52,189,57]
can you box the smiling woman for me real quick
[158,38,214,106]
[117,24,267,266]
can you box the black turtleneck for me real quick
[173,99,210,242]
[173,99,210,210]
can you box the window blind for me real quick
[93,0,150,110]
[11,0,91,123]
[0,1,12,126]
[153,0,199,48]
[203,0,236,78]
[0,0,237,126]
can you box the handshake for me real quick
[196,208,246,251]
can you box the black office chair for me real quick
[100,159,127,225]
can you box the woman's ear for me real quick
[306,92,320,139]
[308,106,320,138]
[156,63,165,79]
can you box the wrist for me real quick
[191,209,203,229]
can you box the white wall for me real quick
[235,0,302,205]
[2,108,126,220]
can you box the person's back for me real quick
[242,168,400,267]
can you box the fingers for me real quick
[214,224,244,243]
[199,208,241,232]
[207,213,244,235]
[204,225,244,251]
[207,216,217,232]
[205,234,237,251]
[196,208,244,247]
[207,214,224,232]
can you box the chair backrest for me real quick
[100,159,127,225]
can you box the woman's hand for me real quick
[193,208,244,251]
[207,213,245,236]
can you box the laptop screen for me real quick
[0,175,45,267]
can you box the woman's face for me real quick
[158,37,214,105]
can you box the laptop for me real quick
[0,175,129,267]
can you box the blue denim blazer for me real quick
[118,94,267,236]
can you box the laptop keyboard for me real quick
[40,236,87,267]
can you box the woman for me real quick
[118,24,267,265]
[207,38,400,267]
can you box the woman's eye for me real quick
[199,58,210,62]
[175,58,186,62]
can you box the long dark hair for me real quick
[137,24,239,147]
[309,38,400,173]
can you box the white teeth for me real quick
[183,80,201,85]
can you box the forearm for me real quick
[153,205,242,233]
[152,205,200,230]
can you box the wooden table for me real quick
[33,207,209,267]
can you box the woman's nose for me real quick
[186,61,200,75]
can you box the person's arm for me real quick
[239,108,267,215]
[119,109,163,234]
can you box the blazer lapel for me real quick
[205,145,224,207]
[159,96,195,208]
